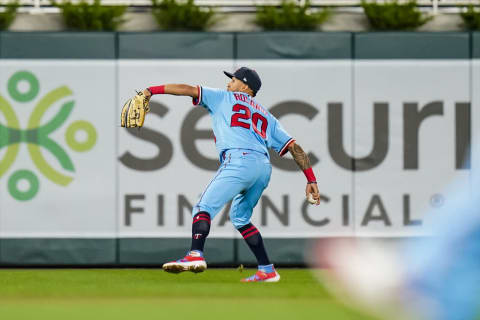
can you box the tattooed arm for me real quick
[288,142,311,170]
[288,142,320,205]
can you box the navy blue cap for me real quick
[224,67,262,95]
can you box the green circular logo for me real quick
[8,170,40,201]
[8,71,39,103]
[1,70,98,201]
[66,120,97,152]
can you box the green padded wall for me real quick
[236,32,352,59]
[0,32,116,59]
[355,32,470,59]
[238,239,310,265]
[474,32,480,58]
[0,239,116,265]
[118,238,235,265]
[0,238,308,265]
[118,32,234,59]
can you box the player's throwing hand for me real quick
[306,183,320,205]
[287,142,320,205]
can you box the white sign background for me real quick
[117,59,473,238]
[354,60,473,236]
[0,59,475,238]
[0,61,116,237]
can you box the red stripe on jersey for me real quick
[279,138,295,156]
[192,85,202,106]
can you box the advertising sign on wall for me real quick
[117,59,473,238]
[0,59,475,239]
[0,60,116,237]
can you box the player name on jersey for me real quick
[233,93,268,116]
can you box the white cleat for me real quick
[162,251,207,273]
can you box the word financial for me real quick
[124,193,422,228]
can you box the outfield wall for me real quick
[0,32,479,265]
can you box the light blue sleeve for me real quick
[193,86,227,114]
[270,118,294,156]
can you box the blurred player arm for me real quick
[288,142,320,205]
[142,84,199,99]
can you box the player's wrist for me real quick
[303,167,317,183]
[148,85,165,95]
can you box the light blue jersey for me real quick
[191,86,294,228]
[193,86,294,161]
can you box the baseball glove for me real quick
[121,91,150,128]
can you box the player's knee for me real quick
[230,210,252,229]
[232,219,250,230]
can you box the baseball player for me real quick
[142,67,319,282]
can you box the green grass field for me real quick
[0,268,378,320]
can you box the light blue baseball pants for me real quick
[192,149,272,229]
